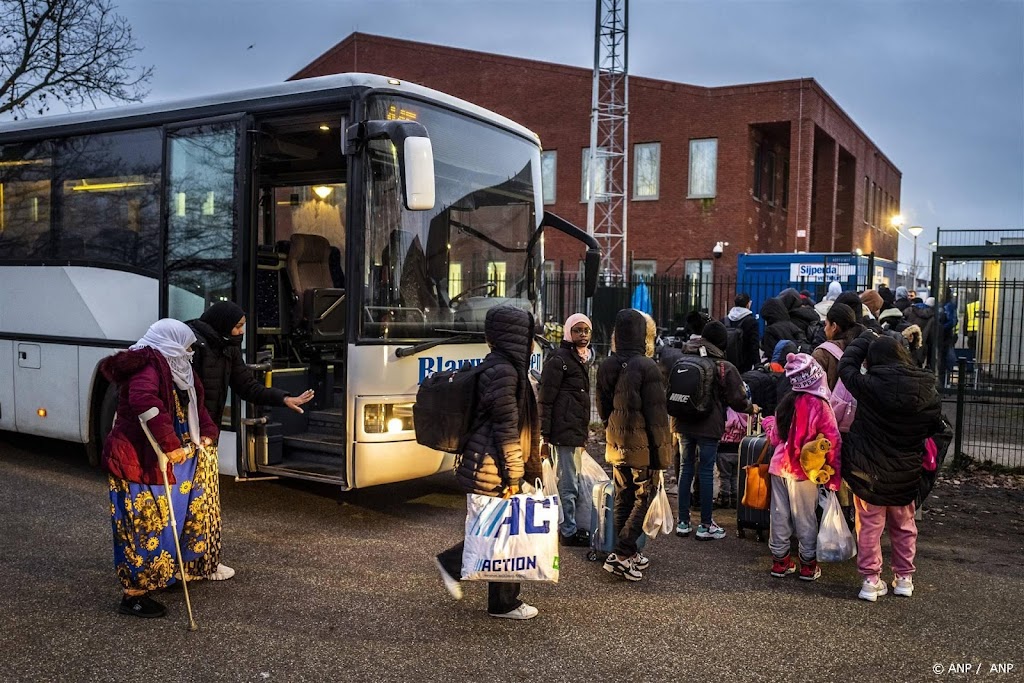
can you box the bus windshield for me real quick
[361,96,542,340]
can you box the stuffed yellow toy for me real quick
[800,433,834,485]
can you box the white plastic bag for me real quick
[575,451,610,532]
[816,489,856,563]
[462,490,560,583]
[541,457,564,525]
[642,477,674,538]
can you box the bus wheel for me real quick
[86,382,118,468]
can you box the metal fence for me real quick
[945,359,1024,470]
[542,272,872,349]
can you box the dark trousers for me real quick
[612,466,654,557]
[437,541,522,615]
[717,444,739,499]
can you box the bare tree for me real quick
[0,0,153,119]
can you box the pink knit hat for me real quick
[785,353,830,399]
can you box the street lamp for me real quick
[908,225,924,288]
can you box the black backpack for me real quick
[666,352,718,420]
[724,320,744,368]
[413,358,497,453]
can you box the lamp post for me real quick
[908,226,924,289]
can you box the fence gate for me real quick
[932,229,1024,470]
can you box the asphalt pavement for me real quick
[0,433,1021,682]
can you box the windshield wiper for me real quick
[395,329,485,358]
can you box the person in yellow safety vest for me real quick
[965,299,980,353]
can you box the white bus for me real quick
[0,74,598,488]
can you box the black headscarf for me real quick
[200,302,246,339]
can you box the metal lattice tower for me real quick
[586,0,629,277]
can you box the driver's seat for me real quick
[286,233,345,337]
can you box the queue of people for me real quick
[439,283,947,619]
[104,288,946,622]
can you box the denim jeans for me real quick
[612,466,654,557]
[552,445,582,536]
[678,435,719,526]
[437,540,521,615]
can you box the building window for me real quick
[688,139,717,198]
[765,150,777,205]
[448,262,463,299]
[684,258,713,311]
[633,142,660,200]
[870,181,877,227]
[781,160,790,209]
[632,259,656,280]
[487,260,507,297]
[581,147,607,202]
[863,176,870,223]
[541,150,557,205]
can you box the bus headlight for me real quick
[363,402,414,434]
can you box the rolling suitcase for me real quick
[587,479,646,561]
[736,415,771,541]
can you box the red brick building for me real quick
[292,33,901,277]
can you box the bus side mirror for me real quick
[346,120,436,211]
[402,137,435,210]
[538,211,602,298]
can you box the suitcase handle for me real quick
[746,411,763,437]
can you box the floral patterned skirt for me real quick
[109,445,222,591]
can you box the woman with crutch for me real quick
[99,319,219,619]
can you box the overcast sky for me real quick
[77,1,1024,263]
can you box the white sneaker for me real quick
[892,575,914,597]
[858,577,889,602]
[434,558,463,601]
[206,563,236,581]
[489,603,539,620]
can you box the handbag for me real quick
[741,439,772,511]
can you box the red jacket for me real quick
[99,347,219,485]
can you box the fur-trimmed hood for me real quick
[100,347,168,383]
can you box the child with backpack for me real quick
[434,305,543,620]
[538,313,593,546]
[763,353,841,581]
[596,309,673,581]
[668,321,753,540]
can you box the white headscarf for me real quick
[823,281,843,302]
[131,319,201,444]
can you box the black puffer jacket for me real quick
[597,310,673,470]
[670,339,752,440]
[456,305,541,496]
[839,331,943,506]
[905,304,937,359]
[779,288,821,339]
[760,297,806,359]
[538,341,591,447]
[187,319,289,423]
